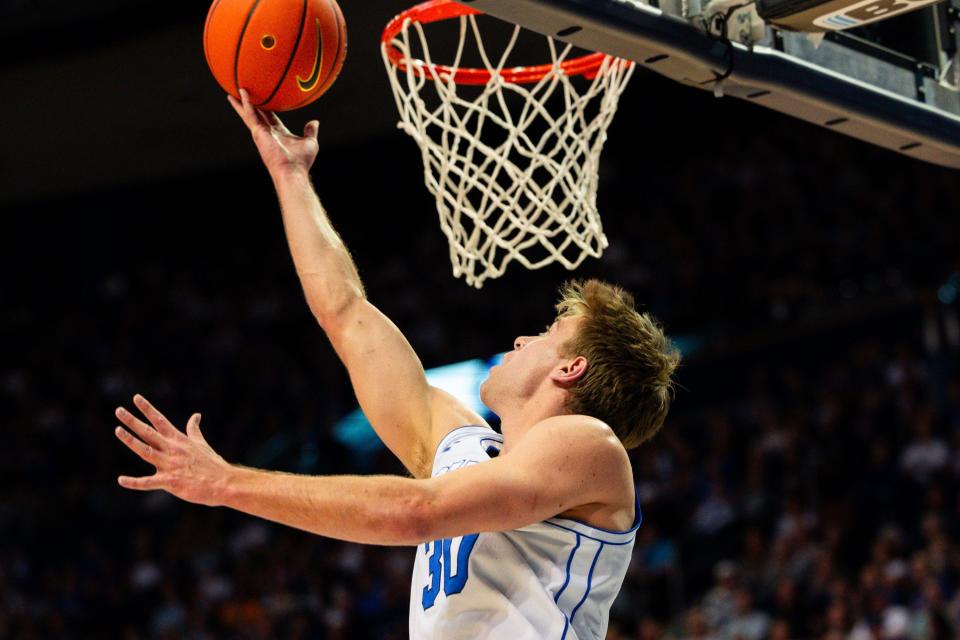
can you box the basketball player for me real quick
[114,89,680,639]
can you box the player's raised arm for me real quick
[227,90,478,478]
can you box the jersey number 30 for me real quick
[422,533,480,610]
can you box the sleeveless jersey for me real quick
[408,425,642,640]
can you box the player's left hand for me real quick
[114,394,232,507]
[228,88,319,177]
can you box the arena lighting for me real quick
[332,336,701,462]
[332,353,507,464]
[938,272,960,305]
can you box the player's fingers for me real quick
[185,413,205,441]
[238,89,267,131]
[266,111,292,134]
[115,426,164,465]
[304,120,319,140]
[241,89,270,127]
[132,394,182,439]
[229,92,258,130]
[117,474,167,491]
[227,94,249,123]
[115,406,167,449]
[254,108,273,129]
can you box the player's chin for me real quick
[478,375,493,403]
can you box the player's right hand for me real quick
[228,88,319,176]
[114,395,232,507]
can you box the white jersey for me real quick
[409,425,641,640]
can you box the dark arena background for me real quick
[2,1,960,639]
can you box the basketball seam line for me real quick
[319,0,344,94]
[259,0,309,108]
[203,0,225,63]
[234,0,265,96]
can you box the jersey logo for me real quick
[296,19,324,92]
[480,437,502,458]
[437,458,480,475]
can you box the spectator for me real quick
[702,561,740,630]
[721,588,769,640]
[899,408,949,484]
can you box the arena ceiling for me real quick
[0,1,420,204]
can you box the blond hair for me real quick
[556,279,680,449]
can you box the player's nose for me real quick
[514,335,534,350]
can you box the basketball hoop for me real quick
[382,0,635,288]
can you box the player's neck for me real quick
[498,392,566,455]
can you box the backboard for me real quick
[454,0,960,168]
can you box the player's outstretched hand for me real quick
[114,394,231,507]
[228,88,320,176]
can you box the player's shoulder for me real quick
[523,415,634,524]
[524,414,629,465]
[533,414,623,445]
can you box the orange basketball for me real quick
[204,0,347,112]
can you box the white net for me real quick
[382,7,635,288]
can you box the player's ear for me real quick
[552,356,587,387]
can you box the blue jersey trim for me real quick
[554,533,581,603]
[556,533,582,640]
[543,520,637,546]
[545,485,642,543]
[569,543,604,624]
[543,520,633,547]
[560,541,604,639]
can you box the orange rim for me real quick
[382,0,608,86]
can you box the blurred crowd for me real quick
[3,84,960,639]
[609,339,960,640]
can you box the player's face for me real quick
[481,315,583,405]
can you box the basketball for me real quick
[203,0,347,112]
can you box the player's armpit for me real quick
[414,416,629,540]
[427,386,491,460]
